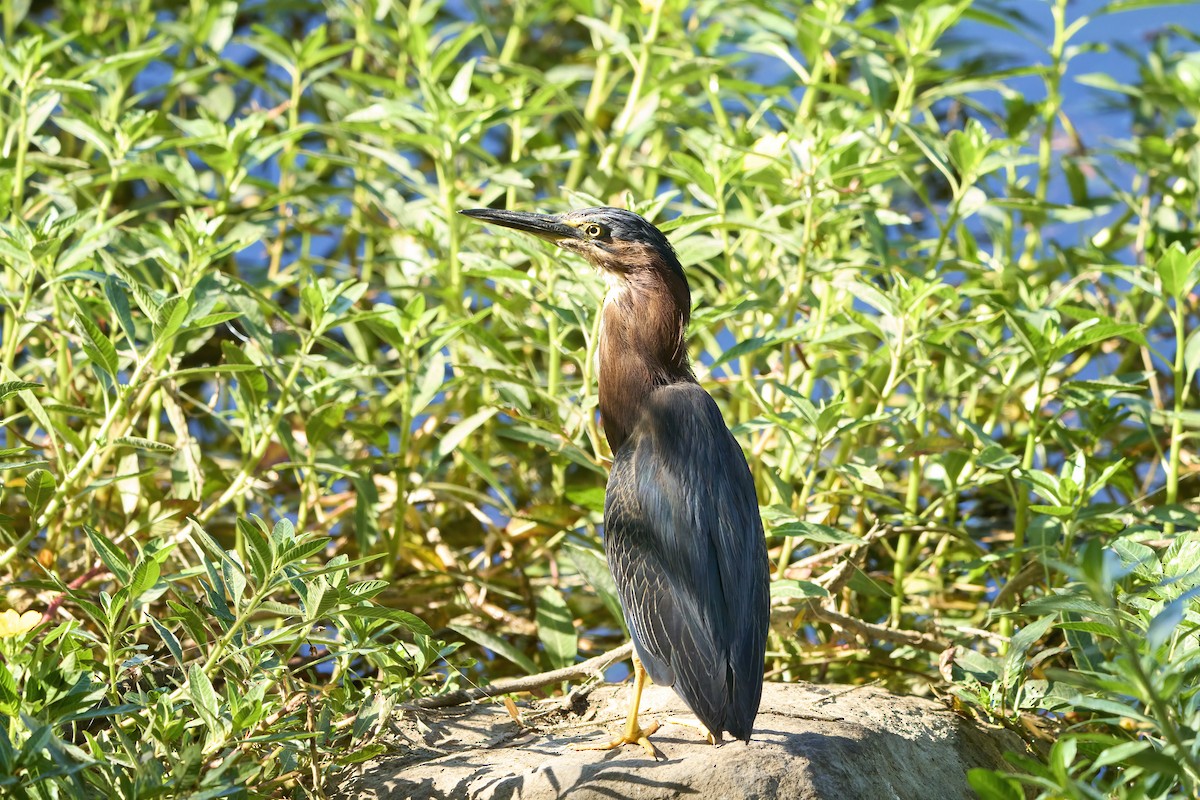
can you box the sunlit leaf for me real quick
[449,624,538,675]
[23,469,55,516]
[535,586,577,669]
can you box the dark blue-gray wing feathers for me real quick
[603,383,769,741]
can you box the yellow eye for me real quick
[583,223,605,238]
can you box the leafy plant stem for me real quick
[0,262,36,381]
[385,374,413,582]
[601,0,663,172]
[0,341,163,570]
[1165,305,1186,536]
[1002,372,1045,645]
[776,454,821,575]
[201,582,273,678]
[797,0,853,125]
[566,4,622,189]
[2,0,14,42]
[893,365,927,625]
[1104,588,1200,788]
[435,157,461,299]
[195,335,314,528]
[1022,0,1066,266]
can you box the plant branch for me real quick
[412,642,634,709]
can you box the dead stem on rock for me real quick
[410,642,634,709]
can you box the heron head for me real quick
[459,206,685,283]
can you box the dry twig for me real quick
[411,642,633,709]
[803,603,948,653]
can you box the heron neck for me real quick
[597,271,694,452]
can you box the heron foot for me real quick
[573,720,662,760]
[664,715,718,745]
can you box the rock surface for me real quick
[331,681,1030,800]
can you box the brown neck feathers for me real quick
[597,265,694,452]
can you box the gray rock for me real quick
[331,681,1030,800]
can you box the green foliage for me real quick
[0,515,450,796]
[0,0,1198,796]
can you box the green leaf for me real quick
[300,282,325,327]
[848,567,893,598]
[306,403,346,451]
[1051,319,1146,361]
[978,444,1019,471]
[1074,72,1139,96]
[0,381,42,403]
[337,742,388,766]
[114,436,175,453]
[76,313,119,377]
[189,520,236,566]
[187,663,221,728]
[0,662,18,714]
[271,517,296,548]
[1155,243,1196,299]
[25,89,59,140]
[836,274,897,317]
[185,311,243,330]
[1003,309,1050,366]
[148,616,184,667]
[103,274,138,344]
[55,116,114,158]
[60,703,144,725]
[1126,747,1184,777]
[1020,592,1109,617]
[859,51,892,111]
[220,342,268,401]
[710,334,775,370]
[535,586,577,669]
[13,382,70,454]
[770,579,829,599]
[238,518,272,587]
[449,623,538,675]
[1005,614,1056,677]
[129,558,161,599]
[84,524,132,584]
[280,539,329,565]
[947,119,990,181]
[448,58,476,105]
[1017,468,1063,504]
[412,348,447,416]
[1092,739,1152,770]
[223,558,246,603]
[967,769,1026,800]
[345,580,389,600]
[564,486,606,513]
[431,408,498,466]
[338,606,433,636]
[563,543,624,630]
[256,600,305,617]
[770,521,861,544]
[23,469,55,516]
[1147,588,1200,650]
[1057,621,1119,638]
[1029,504,1074,517]
[836,462,885,490]
[154,295,190,340]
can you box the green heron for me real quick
[460,206,770,757]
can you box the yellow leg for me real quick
[663,715,717,745]
[574,655,661,759]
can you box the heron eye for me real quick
[583,223,605,239]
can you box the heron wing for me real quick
[603,382,769,739]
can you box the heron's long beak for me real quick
[459,208,582,243]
